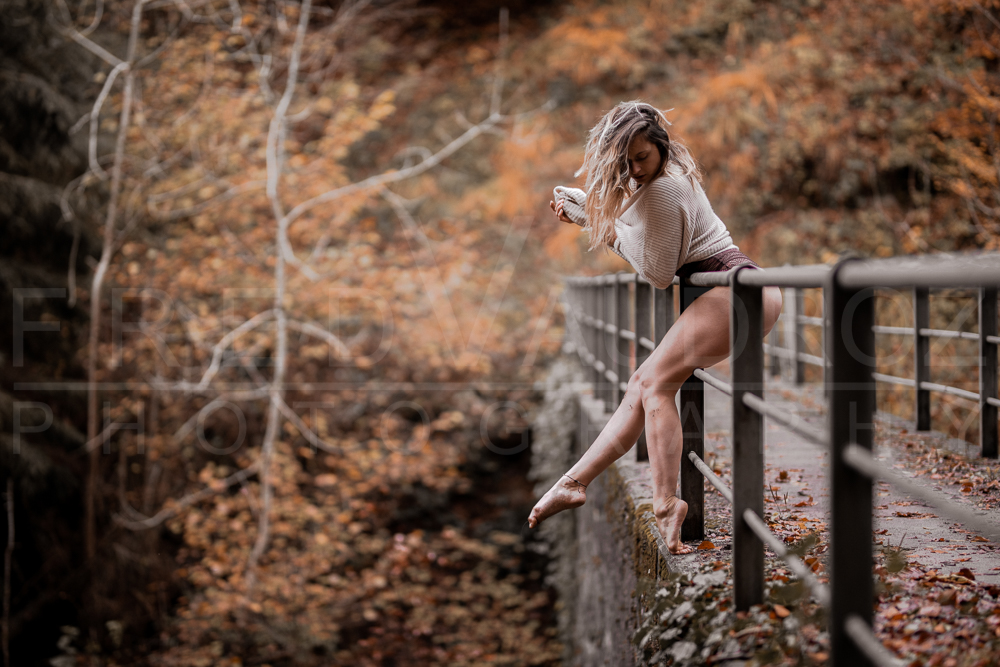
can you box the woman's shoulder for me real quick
[642,169,699,206]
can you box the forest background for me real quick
[1,0,999,664]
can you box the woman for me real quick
[528,101,782,555]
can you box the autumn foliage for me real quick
[4,0,1000,664]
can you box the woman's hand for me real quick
[549,199,574,224]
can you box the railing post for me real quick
[914,287,931,431]
[563,281,586,351]
[654,283,674,345]
[588,282,600,395]
[635,279,653,462]
[595,281,606,409]
[828,260,876,667]
[601,277,613,411]
[730,269,763,610]
[615,273,630,408]
[980,287,998,458]
[822,294,830,398]
[768,316,781,378]
[680,282,709,543]
[789,287,806,385]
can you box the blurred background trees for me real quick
[1,0,998,664]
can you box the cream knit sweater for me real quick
[554,168,736,289]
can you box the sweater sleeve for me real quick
[553,185,637,264]
[552,186,588,227]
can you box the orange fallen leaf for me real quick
[697,540,716,550]
[773,604,791,618]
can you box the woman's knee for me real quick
[625,368,645,399]
[638,372,678,411]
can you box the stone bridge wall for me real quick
[529,358,673,667]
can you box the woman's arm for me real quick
[551,182,686,289]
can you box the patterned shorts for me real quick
[675,247,759,280]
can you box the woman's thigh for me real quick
[637,286,732,392]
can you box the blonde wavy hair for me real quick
[575,101,701,251]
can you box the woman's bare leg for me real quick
[640,287,734,553]
[528,285,783,552]
[526,370,647,528]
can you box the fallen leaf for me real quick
[697,540,716,550]
[774,604,791,618]
[918,603,942,617]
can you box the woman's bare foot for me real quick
[527,475,587,529]
[654,495,694,554]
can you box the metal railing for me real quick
[561,253,1000,667]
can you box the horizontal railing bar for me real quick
[872,325,911,335]
[638,336,655,352]
[687,452,733,504]
[798,315,825,326]
[837,255,1000,289]
[742,508,831,608]
[920,328,981,342]
[619,329,636,342]
[681,264,831,288]
[764,344,797,360]
[565,254,1000,291]
[845,615,905,667]
[872,372,915,388]
[619,381,628,393]
[875,374,991,403]
[604,369,618,384]
[741,393,829,447]
[842,444,1000,543]
[989,335,1000,345]
[693,369,733,396]
[762,343,825,367]
[919,381,980,402]
[735,264,831,288]
[684,270,733,288]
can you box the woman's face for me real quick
[626,134,662,186]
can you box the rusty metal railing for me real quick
[561,252,1000,667]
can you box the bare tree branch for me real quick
[277,397,341,454]
[247,0,313,591]
[84,0,149,561]
[196,309,277,390]
[282,114,502,233]
[88,61,129,180]
[52,20,124,66]
[286,319,351,358]
[114,460,261,530]
[147,179,267,221]
[490,7,509,117]
[83,421,124,454]
[172,389,270,443]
